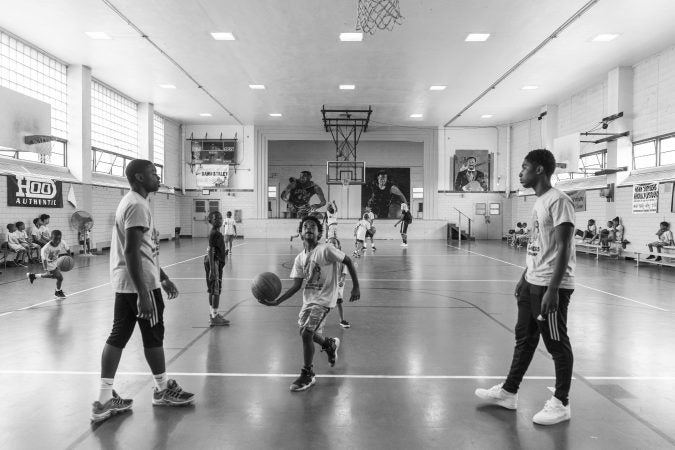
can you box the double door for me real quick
[192,199,220,237]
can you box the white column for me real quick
[66,65,92,185]
[138,102,154,161]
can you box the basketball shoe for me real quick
[90,390,133,423]
[339,320,351,329]
[209,313,230,326]
[27,273,36,284]
[290,367,316,392]
[153,379,195,406]
[55,290,66,298]
[322,337,340,367]
[474,383,518,409]
[532,396,571,425]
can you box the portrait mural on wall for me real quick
[361,167,410,219]
[280,170,326,218]
[453,150,491,192]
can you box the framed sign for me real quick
[453,150,491,191]
[632,183,658,214]
[7,175,63,208]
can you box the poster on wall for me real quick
[566,190,587,212]
[361,167,410,219]
[7,174,63,207]
[453,150,491,191]
[632,182,658,214]
[196,164,229,188]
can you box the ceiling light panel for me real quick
[85,32,111,40]
[339,33,363,42]
[211,32,235,41]
[199,113,212,117]
[429,85,447,91]
[521,85,539,90]
[409,114,423,118]
[269,113,282,117]
[249,84,266,90]
[465,33,490,42]
[339,85,355,90]
[591,34,620,42]
[159,84,176,89]
[481,114,493,118]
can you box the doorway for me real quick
[192,199,221,237]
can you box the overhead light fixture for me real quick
[211,32,235,41]
[159,84,176,89]
[465,33,490,42]
[269,113,282,117]
[339,32,363,42]
[409,113,423,118]
[521,85,539,90]
[339,84,355,90]
[199,113,212,117]
[249,84,266,90]
[481,114,493,118]
[85,32,111,40]
[591,33,620,42]
[429,85,447,91]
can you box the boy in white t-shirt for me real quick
[646,221,674,262]
[352,215,371,258]
[27,230,69,298]
[222,211,237,255]
[259,216,360,392]
[6,223,27,266]
[16,221,41,263]
[475,149,576,426]
[38,214,51,245]
[324,201,339,240]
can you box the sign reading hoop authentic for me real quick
[7,175,63,208]
[632,182,658,214]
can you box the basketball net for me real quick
[19,134,55,163]
[356,0,403,35]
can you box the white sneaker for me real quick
[532,396,571,425]
[474,383,518,410]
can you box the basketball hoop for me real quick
[356,0,403,35]
[20,134,56,162]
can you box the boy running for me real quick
[353,215,371,257]
[223,211,237,255]
[28,230,69,298]
[205,211,230,326]
[475,149,576,426]
[259,216,360,391]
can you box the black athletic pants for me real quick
[503,280,574,405]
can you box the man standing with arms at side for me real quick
[91,159,195,424]
[475,149,576,426]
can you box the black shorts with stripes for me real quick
[106,288,165,349]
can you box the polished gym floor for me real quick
[1,237,674,449]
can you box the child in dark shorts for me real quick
[205,211,230,326]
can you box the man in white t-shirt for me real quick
[259,215,360,392]
[475,149,576,426]
[92,159,195,424]
[222,210,237,255]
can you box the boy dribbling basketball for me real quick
[27,230,69,298]
[259,216,360,391]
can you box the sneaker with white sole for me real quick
[290,367,316,392]
[339,320,351,329]
[322,337,340,367]
[91,390,133,423]
[474,383,518,410]
[152,379,195,406]
[209,313,230,326]
[532,396,571,425]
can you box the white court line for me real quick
[0,247,246,319]
[171,278,515,282]
[448,244,670,312]
[1,370,675,380]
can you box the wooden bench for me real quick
[634,246,675,268]
[575,240,621,259]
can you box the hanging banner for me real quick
[632,182,658,214]
[566,190,587,212]
[7,174,63,208]
[196,164,229,188]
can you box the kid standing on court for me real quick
[260,216,360,392]
[475,148,576,426]
[28,229,69,298]
[327,237,351,328]
[394,203,413,247]
[223,211,237,255]
[205,211,230,326]
[352,215,371,257]
[325,201,338,240]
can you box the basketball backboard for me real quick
[327,161,366,185]
[552,132,581,173]
[0,86,51,151]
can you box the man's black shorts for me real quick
[106,288,165,349]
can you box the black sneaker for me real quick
[27,273,36,284]
[339,320,351,329]
[646,255,656,260]
[655,256,662,262]
[289,367,316,392]
[55,290,66,298]
[322,337,340,367]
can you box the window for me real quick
[489,202,501,215]
[153,114,164,165]
[91,148,134,177]
[660,136,675,166]
[268,186,277,198]
[632,140,656,169]
[154,163,163,183]
[0,30,67,166]
[412,187,424,199]
[91,80,138,160]
[632,134,675,169]
[579,150,606,173]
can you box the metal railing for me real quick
[453,207,473,249]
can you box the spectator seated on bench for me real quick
[514,222,530,247]
[16,221,41,263]
[646,221,674,262]
[504,229,517,246]
[575,219,598,243]
[5,223,27,267]
[612,216,630,249]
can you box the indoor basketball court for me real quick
[1,1,675,449]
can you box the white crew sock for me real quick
[153,372,168,391]
[211,307,218,317]
[98,378,114,403]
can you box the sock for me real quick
[153,372,168,391]
[98,378,114,403]
[210,307,218,317]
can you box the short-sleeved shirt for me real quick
[223,217,237,236]
[290,243,345,308]
[110,191,161,293]
[355,219,370,241]
[18,230,29,242]
[525,188,576,289]
[39,225,50,240]
[659,230,674,244]
[206,228,226,267]
[8,230,22,245]
[41,241,69,271]
[615,224,624,241]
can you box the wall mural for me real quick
[361,167,410,219]
[453,150,491,192]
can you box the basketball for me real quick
[56,255,74,272]
[251,272,282,303]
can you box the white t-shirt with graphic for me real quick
[326,210,338,226]
[223,217,237,236]
[658,229,674,244]
[110,191,161,293]
[525,188,576,289]
[290,243,346,308]
[41,240,69,271]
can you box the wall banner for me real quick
[632,182,658,214]
[7,174,63,208]
[196,164,229,188]
[566,190,586,212]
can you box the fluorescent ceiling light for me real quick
[339,84,355,90]
[465,33,490,42]
[85,32,111,40]
[269,113,282,117]
[481,114,493,118]
[591,33,620,42]
[249,84,266,90]
[339,32,363,42]
[199,113,212,117]
[159,84,176,89]
[521,85,539,90]
[409,113,423,118]
[211,32,235,41]
[429,85,447,91]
